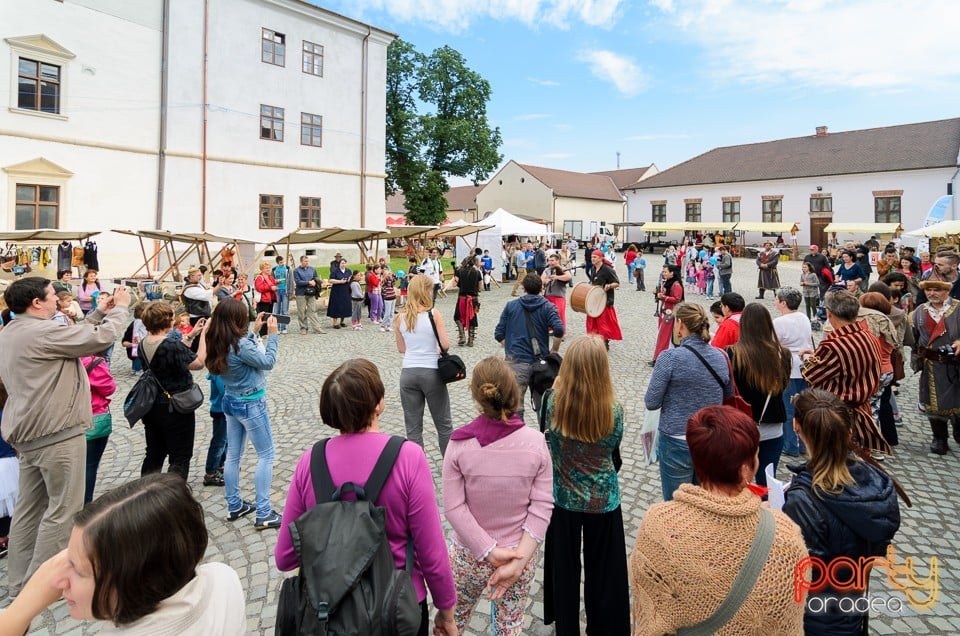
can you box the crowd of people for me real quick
[0,233,955,635]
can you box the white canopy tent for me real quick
[480,208,549,237]
[442,220,504,282]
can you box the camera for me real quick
[936,345,956,357]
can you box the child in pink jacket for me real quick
[81,355,116,503]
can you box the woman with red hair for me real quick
[629,405,808,635]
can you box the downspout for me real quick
[201,0,210,232]
[950,164,960,220]
[360,27,371,228]
[156,0,170,230]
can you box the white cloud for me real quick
[652,0,960,89]
[514,113,552,121]
[625,133,691,141]
[527,77,562,87]
[577,49,647,96]
[334,0,625,32]
[540,152,575,159]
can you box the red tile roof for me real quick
[591,166,654,189]
[519,163,624,202]
[631,118,960,189]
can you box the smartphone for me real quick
[262,313,292,325]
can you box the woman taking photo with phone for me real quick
[205,299,282,530]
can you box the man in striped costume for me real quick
[801,290,889,454]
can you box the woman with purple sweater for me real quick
[442,357,554,635]
[274,359,457,636]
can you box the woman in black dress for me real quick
[326,258,352,329]
[452,256,482,347]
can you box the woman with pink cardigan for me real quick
[442,357,554,636]
[275,359,457,636]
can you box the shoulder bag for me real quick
[683,345,753,418]
[141,341,204,414]
[426,310,466,383]
[677,508,776,635]
[523,310,562,395]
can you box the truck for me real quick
[562,220,616,248]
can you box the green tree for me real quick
[384,40,502,226]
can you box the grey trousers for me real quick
[8,434,86,594]
[509,360,543,426]
[296,294,323,333]
[399,367,453,457]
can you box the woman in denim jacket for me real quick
[205,299,282,530]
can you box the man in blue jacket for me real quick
[495,273,565,421]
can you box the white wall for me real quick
[554,196,624,229]
[624,168,955,247]
[476,162,553,221]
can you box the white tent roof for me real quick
[481,208,548,236]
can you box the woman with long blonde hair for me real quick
[541,335,630,636]
[395,274,453,457]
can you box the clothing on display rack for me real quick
[58,241,73,271]
[83,241,99,270]
[72,245,85,267]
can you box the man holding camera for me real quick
[911,279,960,455]
[293,255,325,335]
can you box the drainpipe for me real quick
[360,27,370,228]
[201,0,210,232]
[156,0,170,230]
[950,165,960,220]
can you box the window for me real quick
[302,41,324,76]
[300,112,322,147]
[722,200,740,223]
[762,198,783,223]
[260,194,283,229]
[810,197,832,213]
[18,58,60,113]
[875,196,900,223]
[299,197,321,228]
[260,105,284,141]
[262,28,285,66]
[15,184,59,229]
[651,203,666,237]
[685,202,701,222]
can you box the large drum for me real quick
[570,282,606,318]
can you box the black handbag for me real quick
[426,311,466,383]
[140,342,205,415]
[123,369,159,426]
[524,310,562,394]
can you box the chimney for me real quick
[815,125,828,137]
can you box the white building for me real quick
[623,120,960,248]
[1,0,393,276]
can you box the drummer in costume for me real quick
[755,241,781,299]
[587,250,622,349]
[650,264,684,366]
[542,253,572,327]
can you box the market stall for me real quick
[733,222,801,258]
[249,227,394,271]
[112,230,257,283]
[0,229,100,281]
[905,219,960,252]
[432,221,498,281]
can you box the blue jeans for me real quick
[658,434,697,501]
[781,378,808,455]
[223,395,276,518]
[273,290,289,332]
[85,436,109,504]
[706,278,715,297]
[204,411,227,475]
[720,273,732,295]
[756,435,784,487]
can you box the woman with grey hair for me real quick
[773,287,811,456]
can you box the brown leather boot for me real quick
[456,324,466,347]
[467,327,476,347]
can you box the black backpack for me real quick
[275,436,422,636]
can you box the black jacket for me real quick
[783,460,900,635]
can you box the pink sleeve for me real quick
[521,439,555,542]
[87,359,116,399]
[401,445,457,610]
[275,449,313,571]
[442,442,497,560]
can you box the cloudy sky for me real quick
[323,0,960,178]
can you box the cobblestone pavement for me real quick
[8,258,959,635]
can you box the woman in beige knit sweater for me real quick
[629,405,808,635]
